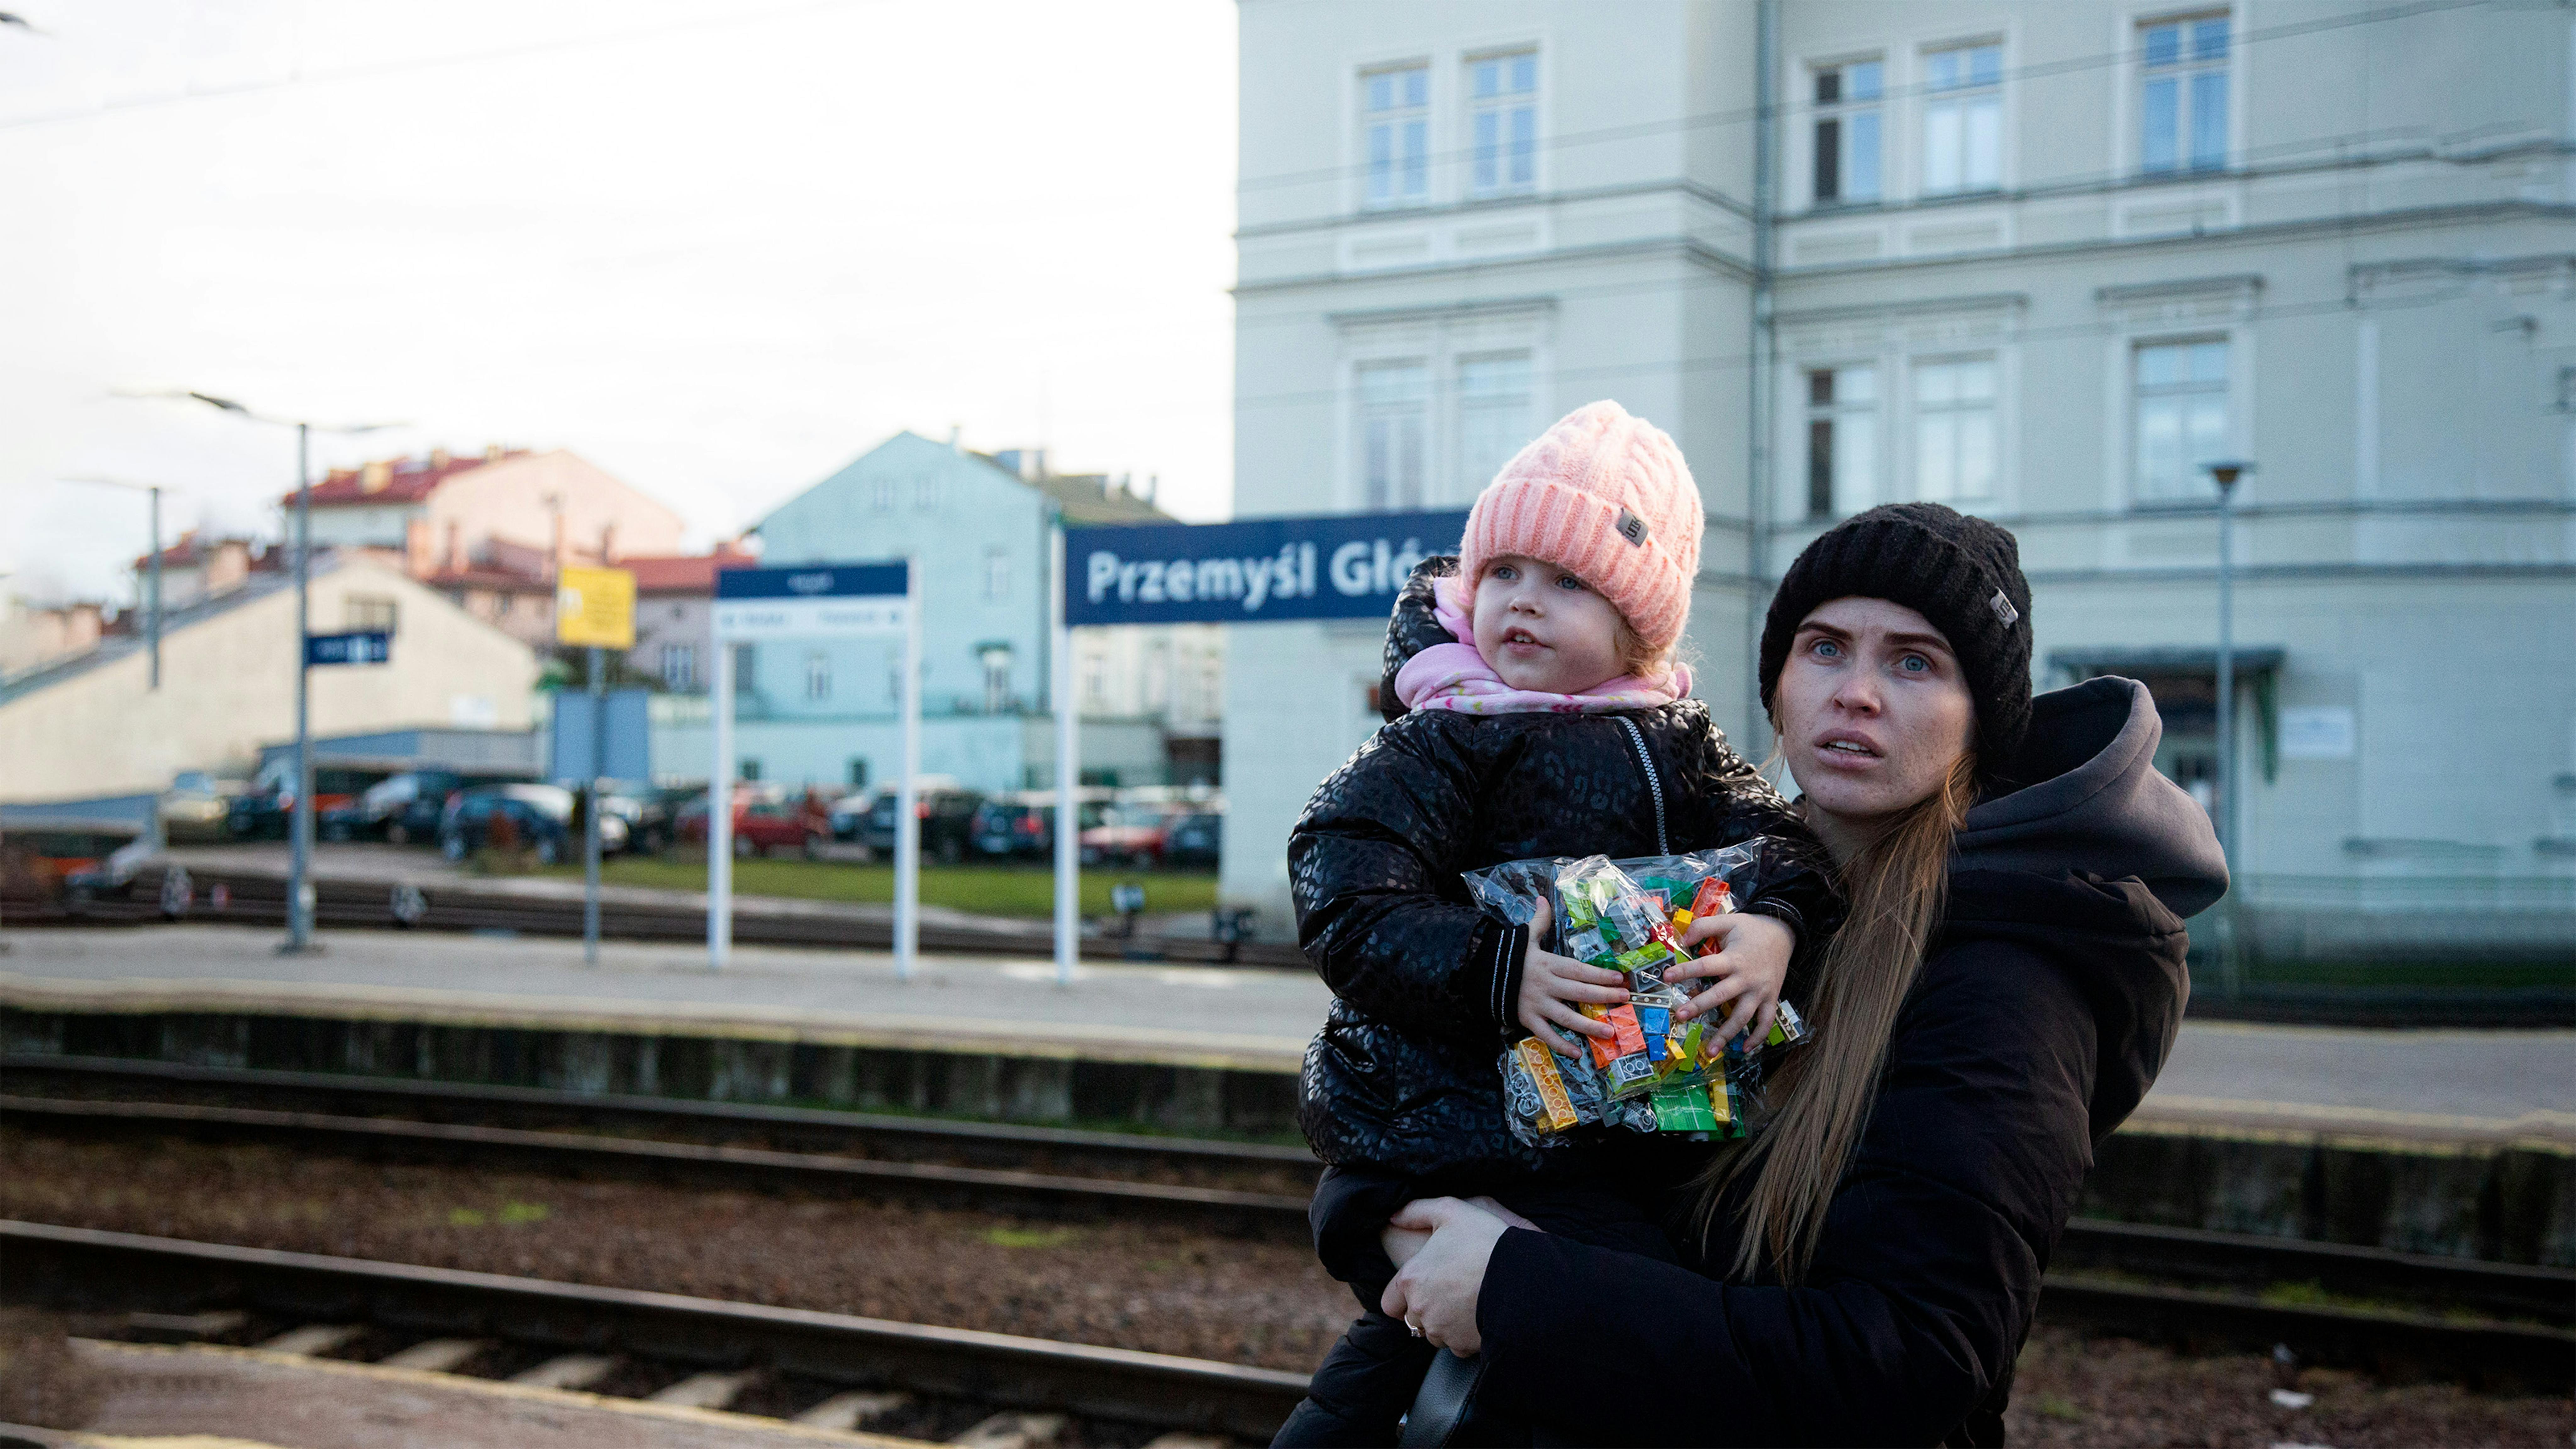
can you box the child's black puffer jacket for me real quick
[1290,558,1840,1177]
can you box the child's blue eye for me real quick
[1555,574,1584,591]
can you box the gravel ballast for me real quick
[3,1128,2568,1446]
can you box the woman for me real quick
[1377,502,2227,1446]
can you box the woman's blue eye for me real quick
[1899,654,1930,673]
[1811,640,1840,659]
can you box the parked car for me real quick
[159,771,245,844]
[1159,811,1222,869]
[438,784,622,865]
[861,783,986,863]
[1079,803,1183,869]
[228,763,387,840]
[600,786,688,855]
[678,787,826,858]
[968,791,1113,859]
[827,791,876,843]
[324,769,528,845]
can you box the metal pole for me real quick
[1742,0,1780,752]
[584,645,604,966]
[2214,473,2237,997]
[709,636,734,970]
[147,486,162,690]
[1052,524,1078,986]
[895,558,922,981]
[285,423,314,953]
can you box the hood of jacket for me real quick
[1946,674,2228,1142]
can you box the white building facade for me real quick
[1226,0,2575,968]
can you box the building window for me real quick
[979,643,1014,713]
[2134,339,2229,504]
[740,758,762,782]
[2140,14,2229,174]
[661,642,697,691]
[732,643,756,694]
[914,474,940,510]
[847,757,868,789]
[1804,365,1879,519]
[1811,59,1883,204]
[343,594,398,632]
[984,547,1010,601]
[805,650,832,702]
[871,476,897,512]
[1466,50,1538,197]
[1455,352,1534,498]
[1358,360,1429,510]
[1361,63,1430,209]
[1912,356,1997,503]
[1921,42,2002,195]
[1082,651,1107,710]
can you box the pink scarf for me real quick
[1392,575,1691,716]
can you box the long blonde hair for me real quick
[1693,747,1979,1283]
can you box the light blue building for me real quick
[654,432,1214,797]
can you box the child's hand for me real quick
[1664,912,1796,1047]
[1516,915,1630,1058]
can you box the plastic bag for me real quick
[1481,844,1813,1147]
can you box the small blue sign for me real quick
[306,630,391,666]
[1064,509,1469,627]
[550,689,653,782]
[715,563,908,600]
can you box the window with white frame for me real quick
[1466,50,1538,197]
[660,642,697,691]
[1455,352,1534,497]
[871,475,897,512]
[1358,360,1430,510]
[344,594,398,632]
[913,474,940,510]
[1921,42,2003,195]
[1912,356,1998,502]
[1811,59,1883,205]
[2133,338,2229,504]
[805,649,832,702]
[1805,365,1879,519]
[1361,63,1430,209]
[2140,14,2230,174]
[984,547,1010,601]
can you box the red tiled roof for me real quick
[286,449,529,508]
[620,545,758,596]
[131,531,260,572]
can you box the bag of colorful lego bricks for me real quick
[1461,842,1766,954]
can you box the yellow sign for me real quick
[556,566,637,648]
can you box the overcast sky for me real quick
[0,0,1239,606]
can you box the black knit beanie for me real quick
[1758,502,2035,777]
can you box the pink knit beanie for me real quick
[1458,400,1703,654]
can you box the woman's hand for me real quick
[1380,1197,1510,1355]
[1515,915,1630,1057]
[1664,912,1794,1046]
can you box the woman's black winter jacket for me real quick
[1289,559,1840,1178]
[1470,675,2230,1447]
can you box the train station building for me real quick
[1221,0,2576,969]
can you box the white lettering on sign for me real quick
[787,572,836,595]
[1085,543,1324,613]
[1330,538,1429,597]
[713,598,908,641]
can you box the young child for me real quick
[1275,401,1840,1445]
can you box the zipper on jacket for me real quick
[1615,715,1669,855]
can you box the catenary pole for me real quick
[709,635,734,970]
[1052,523,1077,986]
[895,557,922,980]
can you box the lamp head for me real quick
[2202,459,2254,493]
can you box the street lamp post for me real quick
[168,393,400,955]
[58,476,168,689]
[2202,459,2253,998]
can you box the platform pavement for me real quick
[3,925,2570,1144]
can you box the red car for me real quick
[1078,804,1179,868]
[680,790,827,859]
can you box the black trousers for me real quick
[1272,1166,1680,1447]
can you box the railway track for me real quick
[3,1219,1306,1443]
[6,1057,2572,1387]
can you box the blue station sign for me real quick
[305,630,391,666]
[713,562,911,641]
[1064,509,1470,626]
